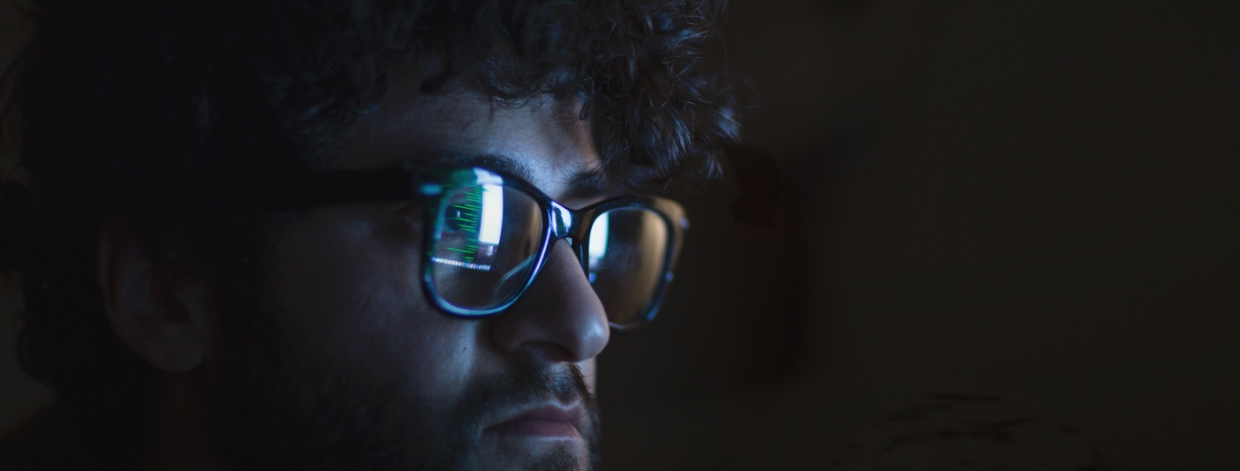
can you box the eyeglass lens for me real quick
[427,169,670,325]
[587,208,669,325]
[430,180,543,311]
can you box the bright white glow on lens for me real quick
[472,168,504,185]
[588,212,609,269]
[473,168,505,246]
[477,183,503,245]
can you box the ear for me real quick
[97,216,210,372]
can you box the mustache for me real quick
[459,361,598,429]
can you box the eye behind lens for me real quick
[430,182,544,312]
[588,207,671,327]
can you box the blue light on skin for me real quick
[129,85,612,471]
[270,88,610,470]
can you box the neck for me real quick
[147,375,218,471]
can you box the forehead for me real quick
[337,83,602,200]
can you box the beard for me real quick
[200,273,600,471]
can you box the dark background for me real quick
[3,1,1238,470]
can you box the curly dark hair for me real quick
[0,0,739,434]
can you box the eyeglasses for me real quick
[263,165,687,330]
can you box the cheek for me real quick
[270,211,482,396]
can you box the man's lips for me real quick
[487,403,585,439]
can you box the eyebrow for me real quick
[388,151,610,201]
[561,167,609,201]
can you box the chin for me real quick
[471,438,592,471]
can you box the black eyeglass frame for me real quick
[260,165,687,331]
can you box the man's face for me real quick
[205,82,611,471]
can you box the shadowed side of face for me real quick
[203,82,612,471]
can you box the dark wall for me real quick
[600,1,1239,470]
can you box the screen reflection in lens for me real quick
[431,169,541,312]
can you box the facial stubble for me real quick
[201,276,600,471]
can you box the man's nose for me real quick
[489,239,610,363]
